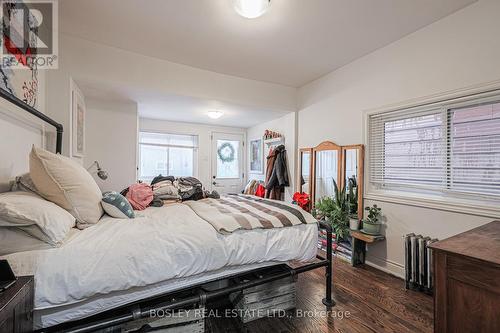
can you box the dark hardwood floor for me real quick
[207,258,433,333]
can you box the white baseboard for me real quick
[365,256,405,280]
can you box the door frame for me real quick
[210,131,246,192]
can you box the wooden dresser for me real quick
[429,221,500,333]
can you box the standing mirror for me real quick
[312,141,342,204]
[297,148,312,195]
[342,145,364,220]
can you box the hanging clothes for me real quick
[265,145,290,200]
[264,148,276,198]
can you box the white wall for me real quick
[297,0,500,277]
[0,69,47,190]
[84,99,138,192]
[140,118,246,190]
[246,112,296,202]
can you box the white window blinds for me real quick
[138,132,198,180]
[449,103,500,196]
[368,95,500,198]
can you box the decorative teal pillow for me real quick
[102,192,135,219]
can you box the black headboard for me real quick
[0,88,63,153]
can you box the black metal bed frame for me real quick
[39,221,334,333]
[1,88,335,333]
[0,88,63,154]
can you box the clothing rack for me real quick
[264,136,285,147]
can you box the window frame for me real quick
[364,89,500,219]
[138,131,199,182]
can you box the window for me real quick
[138,132,198,181]
[368,93,500,201]
[216,139,240,179]
[449,103,500,196]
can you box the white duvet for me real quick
[4,203,317,310]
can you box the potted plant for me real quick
[363,204,382,235]
[315,180,350,241]
[347,176,359,230]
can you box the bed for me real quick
[4,202,318,328]
[0,88,334,332]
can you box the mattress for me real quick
[3,202,318,328]
[34,262,280,329]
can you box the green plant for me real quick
[364,204,382,224]
[314,196,333,221]
[315,179,350,240]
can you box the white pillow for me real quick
[0,227,54,256]
[29,147,104,229]
[0,191,76,245]
[9,173,41,195]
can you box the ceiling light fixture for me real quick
[233,0,271,19]
[208,110,224,119]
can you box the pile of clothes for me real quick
[150,175,181,205]
[242,179,266,198]
[121,175,219,211]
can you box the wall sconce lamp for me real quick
[87,161,108,180]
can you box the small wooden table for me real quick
[350,230,385,266]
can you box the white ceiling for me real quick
[60,0,475,88]
[137,94,291,128]
[78,81,290,128]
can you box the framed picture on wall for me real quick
[71,84,86,157]
[249,138,263,174]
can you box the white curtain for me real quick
[315,150,338,199]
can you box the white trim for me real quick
[70,78,86,158]
[140,128,200,140]
[365,256,405,279]
[138,142,198,149]
[364,191,500,219]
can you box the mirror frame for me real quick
[311,141,343,206]
[341,144,365,219]
[297,148,313,195]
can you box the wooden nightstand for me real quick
[0,276,34,333]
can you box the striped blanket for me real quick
[184,194,317,234]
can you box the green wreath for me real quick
[218,142,235,163]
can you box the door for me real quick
[211,132,244,194]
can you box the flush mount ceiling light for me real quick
[208,110,224,119]
[233,0,271,19]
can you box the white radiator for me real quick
[403,234,438,294]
